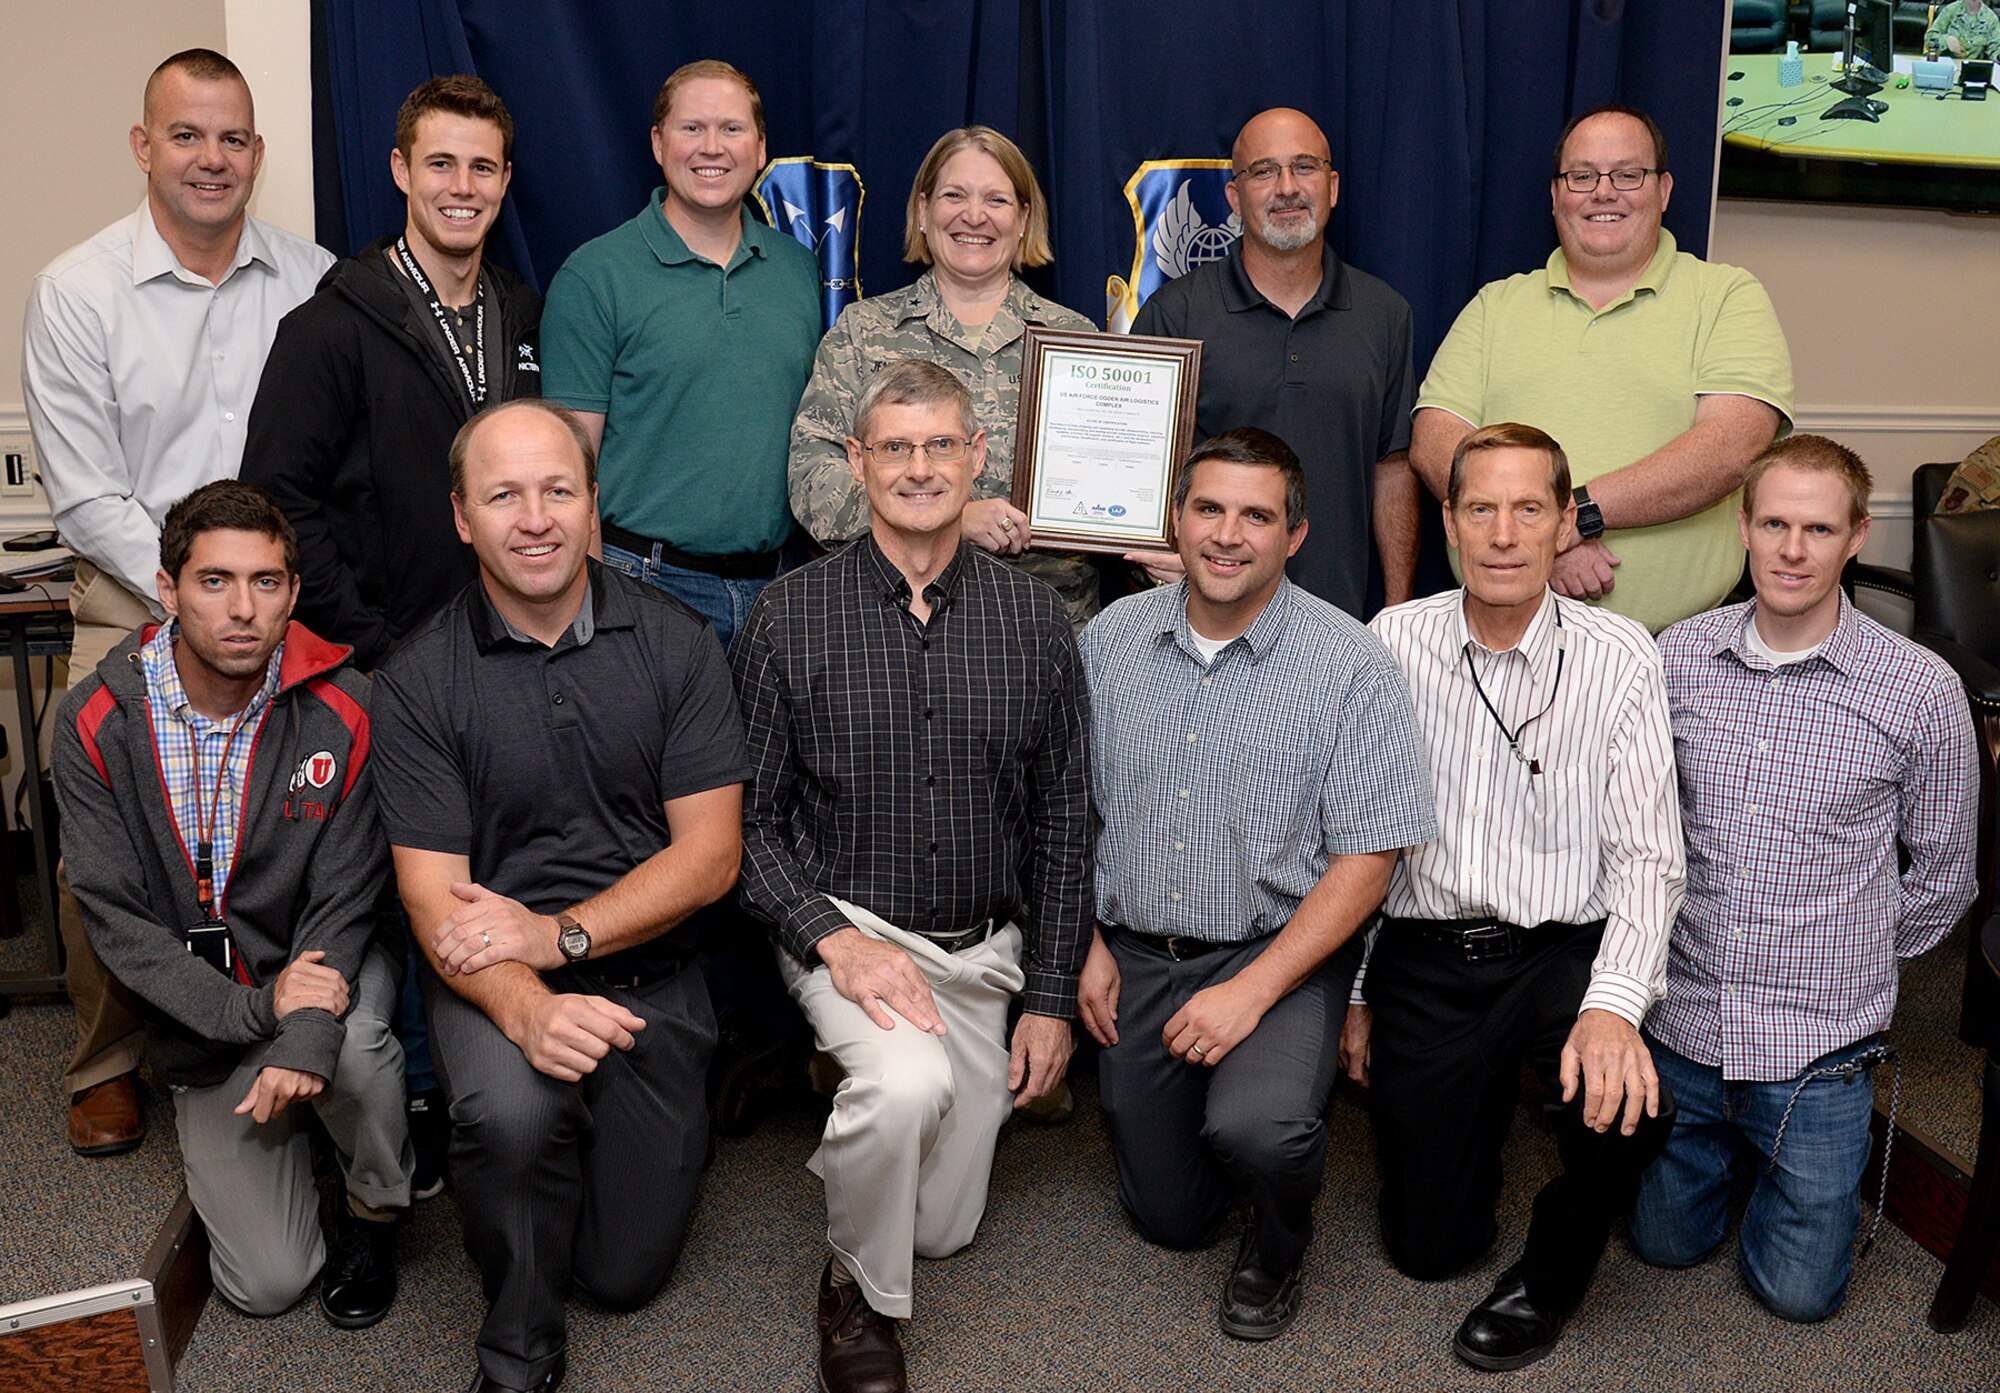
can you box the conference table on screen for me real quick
[1722,52,1999,166]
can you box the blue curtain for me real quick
[316,0,1725,373]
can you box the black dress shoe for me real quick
[464,1353,565,1392]
[318,1206,398,1329]
[1453,1263,1563,1371]
[817,1262,906,1393]
[1218,1226,1304,1340]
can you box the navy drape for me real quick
[316,0,1725,375]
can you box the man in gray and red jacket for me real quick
[53,480,411,1328]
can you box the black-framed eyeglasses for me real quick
[1558,167,1659,193]
[859,436,972,464]
[1234,156,1334,184]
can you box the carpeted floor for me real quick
[3,979,1996,1393]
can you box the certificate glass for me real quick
[1011,328,1201,554]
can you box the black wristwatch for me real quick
[556,911,591,964]
[1573,485,1605,540]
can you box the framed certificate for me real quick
[1011,327,1202,555]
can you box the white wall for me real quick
[1709,197,2000,569]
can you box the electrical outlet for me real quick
[1,451,31,498]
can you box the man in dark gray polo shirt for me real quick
[1130,107,1417,619]
[372,399,749,1393]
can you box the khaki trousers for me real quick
[60,559,156,1090]
[776,898,1024,1320]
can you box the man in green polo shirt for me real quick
[541,58,819,651]
[541,58,821,1142]
[1410,105,1794,634]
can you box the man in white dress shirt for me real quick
[22,47,332,1155]
[1352,422,1685,1371]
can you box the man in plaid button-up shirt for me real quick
[1631,435,1978,1322]
[734,360,1090,1393]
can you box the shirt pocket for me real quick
[1527,764,1593,855]
[1228,738,1318,854]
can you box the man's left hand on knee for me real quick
[1561,1009,1659,1136]
[1163,977,1273,1069]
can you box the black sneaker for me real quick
[318,1204,398,1329]
[407,1086,449,1200]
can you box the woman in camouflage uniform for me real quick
[788,126,1102,625]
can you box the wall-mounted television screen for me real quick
[1719,0,2000,214]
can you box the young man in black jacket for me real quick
[241,73,540,667]
[54,481,409,1326]
[241,74,540,1192]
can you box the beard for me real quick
[1258,198,1321,251]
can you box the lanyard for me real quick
[1461,600,1565,777]
[394,236,486,406]
[187,716,252,918]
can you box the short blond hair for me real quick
[652,59,764,140]
[1741,434,1872,526]
[903,126,1053,270]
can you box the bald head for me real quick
[1232,108,1331,169]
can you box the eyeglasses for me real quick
[859,436,972,464]
[1558,167,1659,193]
[1234,156,1334,184]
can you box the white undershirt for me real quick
[1745,614,1822,666]
[1186,627,1231,664]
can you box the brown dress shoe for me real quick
[69,1074,144,1156]
[817,1262,906,1393]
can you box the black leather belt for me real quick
[602,520,781,580]
[1104,924,1234,961]
[1386,915,1605,963]
[919,917,997,952]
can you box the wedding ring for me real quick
[1190,1044,1206,1059]
[481,931,492,947]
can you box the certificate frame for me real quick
[1010,326,1202,555]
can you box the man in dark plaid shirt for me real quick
[1631,435,1978,1322]
[732,360,1090,1393]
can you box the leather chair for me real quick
[1808,0,1910,53]
[1929,909,2000,1331]
[1733,0,1792,51]
[1909,462,2000,937]
[1854,462,2000,932]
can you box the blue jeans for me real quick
[1628,1034,1881,1322]
[600,541,775,653]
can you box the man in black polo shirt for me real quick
[732,359,1091,1393]
[1131,106,1417,619]
[372,399,748,1393]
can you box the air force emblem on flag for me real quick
[1107,160,1240,332]
[754,158,864,329]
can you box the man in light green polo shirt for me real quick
[1411,105,1793,634]
[541,58,819,651]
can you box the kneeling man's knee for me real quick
[215,1248,318,1317]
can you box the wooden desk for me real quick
[0,581,72,1001]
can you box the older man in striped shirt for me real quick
[1356,422,1685,1371]
[1629,435,1977,1322]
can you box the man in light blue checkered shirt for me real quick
[1077,428,1435,1341]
